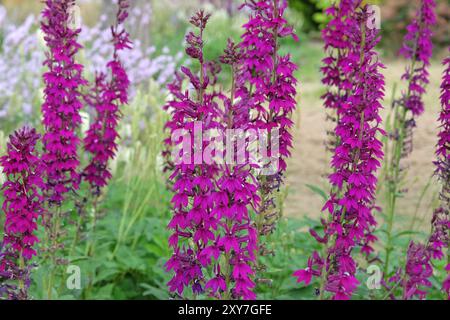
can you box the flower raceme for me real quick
[209,39,261,299]
[41,0,87,204]
[165,10,223,299]
[0,127,44,300]
[239,0,298,175]
[321,0,358,112]
[1,127,44,260]
[164,1,300,300]
[321,0,358,153]
[165,7,281,300]
[399,0,436,116]
[294,5,385,300]
[83,0,131,193]
[390,242,433,300]
[237,0,298,275]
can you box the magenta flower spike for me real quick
[239,0,298,175]
[399,0,436,116]
[0,127,45,299]
[165,10,222,298]
[204,40,260,300]
[83,0,131,193]
[165,11,264,300]
[321,0,358,112]
[393,242,433,300]
[41,0,87,204]
[382,0,438,282]
[1,127,44,260]
[237,1,298,273]
[294,5,385,300]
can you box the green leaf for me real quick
[392,230,421,239]
[305,184,328,201]
[141,283,169,300]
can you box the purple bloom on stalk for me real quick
[392,242,433,300]
[294,5,385,300]
[238,0,298,174]
[399,0,436,116]
[226,0,299,297]
[41,0,87,204]
[1,127,45,260]
[164,11,262,300]
[435,53,450,187]
[321,0,358,112]
[165,10,222,299]
[0,242,33,300]
[83,0,131,193]
[237,4,298,290]
[0,127,44,300]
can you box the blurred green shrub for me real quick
[288,0,332,33]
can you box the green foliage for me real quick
[256,217,322,299]
[288,0,332,32]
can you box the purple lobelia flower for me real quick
[203,39,260,300]
[41,0,87,205]
[0,127,45,299]
[1,127,44,260]
[391,242,433,300]
[0,241,33,300]
[399,0,436,117]
[321,0,358,153]
[165,10,222,299]
[294,5,385,300]
[237,0,298,275]
[83,0,131,194]
[165,13,261,300]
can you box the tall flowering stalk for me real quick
[40,0,87,299]
[0,127,45,300]
[238,0,298,275]
[83,0,131,194]
[321,0,379,260]
[41,0,87,205]
[165,11,222,299]
[165,11,263,300]
[383,0,436,276]
[294,5,385,300]
[205,39,260,299]
[321,0,358,153]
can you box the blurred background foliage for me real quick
[1,0,448,52]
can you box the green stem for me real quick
[47,205,62,300]
[18,253,25,291]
